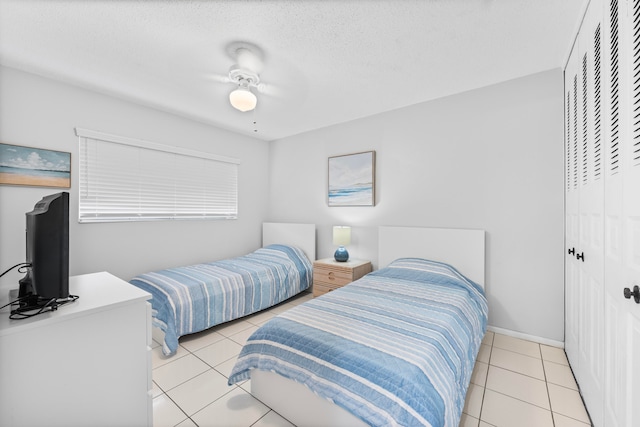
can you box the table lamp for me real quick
[333,226,351,262]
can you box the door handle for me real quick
[568,248,575,255]
[576,252,584,262]
[624,285,640,304]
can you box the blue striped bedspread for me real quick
[129,244,312,355]
[228,258,488,427]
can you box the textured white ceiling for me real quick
[0,0,587,141]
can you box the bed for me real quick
[129,222,315,356]
[228,226,487,427]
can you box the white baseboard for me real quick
[487,325,565,349]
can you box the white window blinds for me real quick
[76,128,239,223]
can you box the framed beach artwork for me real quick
[0,143,71,188]
[328,150,375,207]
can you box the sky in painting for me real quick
[0,144,70,172]
[329,152,373,189]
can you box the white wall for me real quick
[0,65,566,342]
[0,66,270,293]
[267,69,565,342]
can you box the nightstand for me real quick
[312,258,372,297]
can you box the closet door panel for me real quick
[604,175,626,427]
[602,0,640,426]
[604,293,626,427]
[620,1,640,420]
[565,42,581,368]
[626,315,640,427]
[575,3,606,424]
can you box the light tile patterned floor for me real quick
[151,293,591,427]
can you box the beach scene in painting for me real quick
[0,143,71,188]
[328,151,374,206]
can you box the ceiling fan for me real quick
[225,41,265,112]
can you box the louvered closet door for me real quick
[603,0,640,425]
[580,7,606,425]
[622,0,640,416]
[565,3,607,425]
[602,0,626,425]
[565,44,581,372]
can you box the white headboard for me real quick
[378,226,485,287]
[262,222,316,261]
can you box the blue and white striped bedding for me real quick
[129,244,312,356]
[228,258,488,427]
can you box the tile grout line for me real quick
[157,387,190,427]
[475,335,592,427]
[489,346,553,384]
[484,345,556,415]
[152,304,288,427]
[248,411,271,427]
[476,332,493,425]
[183,386,238,426]
[539,342,557,427]
[154,338,245,427]
[156,362,242,410]
[555,349,594,426]
[486,335,583,427]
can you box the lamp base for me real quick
[334,246,349,262]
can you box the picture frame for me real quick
[328,150,376,207]
[0,143,71,188]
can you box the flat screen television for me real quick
[18,191,70,303]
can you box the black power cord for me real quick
[8,295,79,320]
[1,262,79,320]
[0,262,32,312]
[0,262,31,279]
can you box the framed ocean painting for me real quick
[328,150,375,206]
[0,143,71,188]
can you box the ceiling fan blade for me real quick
[256,82,282,98]
[210,73,232,84]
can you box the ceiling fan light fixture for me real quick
[228,68,260,112]
[229,85,257,112]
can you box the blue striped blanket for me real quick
[228,258,487,427]
[129,244,312,355]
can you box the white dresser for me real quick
[0,272,152,427]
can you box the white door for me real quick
[617,115,640,427]
[574,3,606,423]
[583,7,607,426]
[603,1,640,426]
[623,5,640,426]
[565,40,581,372]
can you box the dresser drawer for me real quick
[312,281,341,297]
[314,268,352,285]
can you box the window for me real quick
[76,128,239,223]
